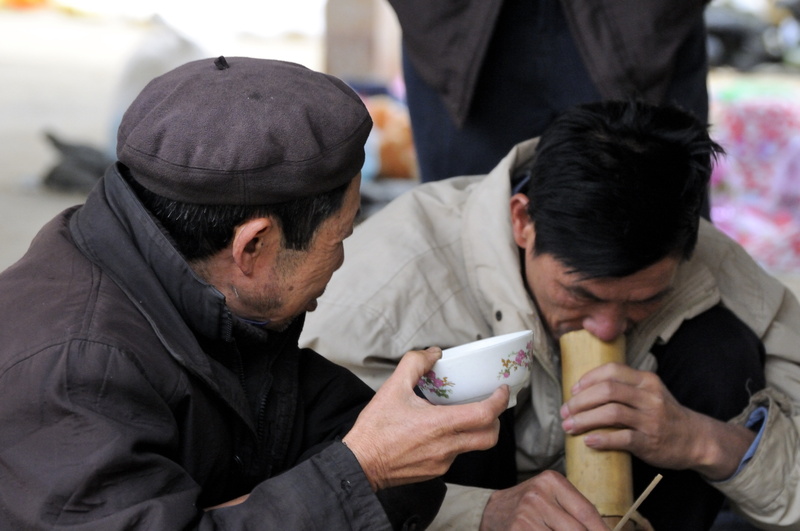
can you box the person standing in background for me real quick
[389,0,712,217]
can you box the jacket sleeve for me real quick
[206,443,394,530]
[710,288,800,529]
[0,340,394,530]
[428,484,492,530]
[711,388,800,530]
[292,347,447,530]
[386,0,503,126]
[559,0,707,104]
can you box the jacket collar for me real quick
[627,255,720,366]
[74,164,235,342]
[460,139,558,376]
[69,164,259,426]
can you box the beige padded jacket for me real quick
[301,139,800,529]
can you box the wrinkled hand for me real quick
[343,347,509,491]
[560,363,754,480]
[480,470,608,530]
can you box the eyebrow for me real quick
[344,211,359,238]
[566,284,674,305]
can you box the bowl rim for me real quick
[441,330,532,361]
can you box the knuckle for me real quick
[652,394,666,409]
[599,381,616,401]
[519,490,544,508]
[433,446,455,469]
[526,470,564,492]
[537,469,562,482]
[480,404,500,425]
[618,429,635,446]
[609,402,626,419]
[640,371,660,387]
[461,402,498,429]
[472,426,500,452]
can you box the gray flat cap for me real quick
[117,56,372,204]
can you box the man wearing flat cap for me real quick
[0,57,559,530]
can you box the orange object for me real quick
[365,96,419,180]
[2,0,49,9]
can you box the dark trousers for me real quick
[402,0,711,217]
[443,305,766,530]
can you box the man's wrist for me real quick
[341,436,382,492]
[693,415,756,481]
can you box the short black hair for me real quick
[126,168,350,261]
[526,99,723,279]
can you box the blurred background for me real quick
[0,0,798,298]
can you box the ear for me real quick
[231,217,279,276]
[510,193,535,250]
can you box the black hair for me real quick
[127,170,350,261]
[526,99,723,279]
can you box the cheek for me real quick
[333,246,345,272]
[534,288,582,323]
[627,302,664,323]
[309,247,345,288]
[550,303,589,324]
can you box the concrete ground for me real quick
[0,6,323,271]
[1,7,132,270]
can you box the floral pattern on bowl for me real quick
[419,341,533,402]
[498,341,533,380]
[418,371,455,398]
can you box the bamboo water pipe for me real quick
[560,329,635,530]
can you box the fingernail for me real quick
[559,403,569,419]
[562,418,574,433]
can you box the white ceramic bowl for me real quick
[418,330,533,408]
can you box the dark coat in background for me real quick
[390,0,710,127]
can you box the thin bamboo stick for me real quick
[613,474,662,531]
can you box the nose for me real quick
[582,305,628,342]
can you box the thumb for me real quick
[483,384,511,415]
[393,347,443,389]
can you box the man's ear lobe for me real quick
[231,217,274,275]
[510,193,535,249]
